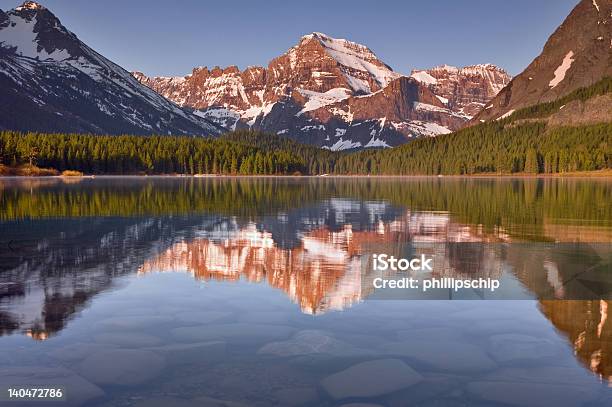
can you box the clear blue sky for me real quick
[1,0,578,77]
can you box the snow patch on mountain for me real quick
[334,128,347,137]
[195,107,240,130]
[413,102,449,113]
[323,137,362,151]
[329,106,354,122]
[436,95,449,104]
[392,121,452,137]
[411,71,437,85]
[342,74,371,93]
[549,51,575,88]
[244,102,276,126]
[0,13,69,60]
[301,124,326,131]
[364,136,390,148]
[296,88,351,115]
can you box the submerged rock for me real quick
[94,315,174,330]
[395,327,465,342]
[171,323,294,342]
[146,341,226,365]
[385,372,465,406]
[48,342,119,362]
[237,311,290,324]
[321,358,422,400]
[257,330,375,357]
[487,334,559,362]
[380,341,496,372]
[77,349,165,386]
[93,332,162,347]
[174,311,233,325]
[274,387,319,406]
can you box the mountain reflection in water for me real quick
[540,300,612,383]
[0,176,610,390]
[138,208,511,314]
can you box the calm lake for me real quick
[0,177,611,406]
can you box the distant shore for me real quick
[0,171,612,181]
[1,166,610,179]
[446,169,612,178]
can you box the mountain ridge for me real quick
[474,0,612,122]
[134,32,510,149]
[410,64,511,117]
[0,1,223,136]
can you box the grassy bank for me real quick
[0,164,59,176]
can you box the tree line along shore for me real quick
[0,121,609,177]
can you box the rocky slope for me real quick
[135,33,509,149]
[0,1,222,136]
[475,0,612,122]
[410,64,511,118]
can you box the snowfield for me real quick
[549,51,575,88]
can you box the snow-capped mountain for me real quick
[135,32,509,149]
[410,64,511,118]
[0,1,222,136]
[475,0,612,122]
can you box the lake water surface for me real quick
[0,177,611,406]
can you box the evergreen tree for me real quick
[524,149,539,174]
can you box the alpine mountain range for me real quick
[134,37,510,150]
[0,0,610,150]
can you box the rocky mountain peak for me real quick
[302,32,380,62]
[11,1,55,24]
[15,1,45,11]
[430,64,460,74]
[2,0,81,61]
[410,63,511,117]
[286,32,399,92]
[415,63,510,81]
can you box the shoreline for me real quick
[0,171,611,179]
[1,165,611,179]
